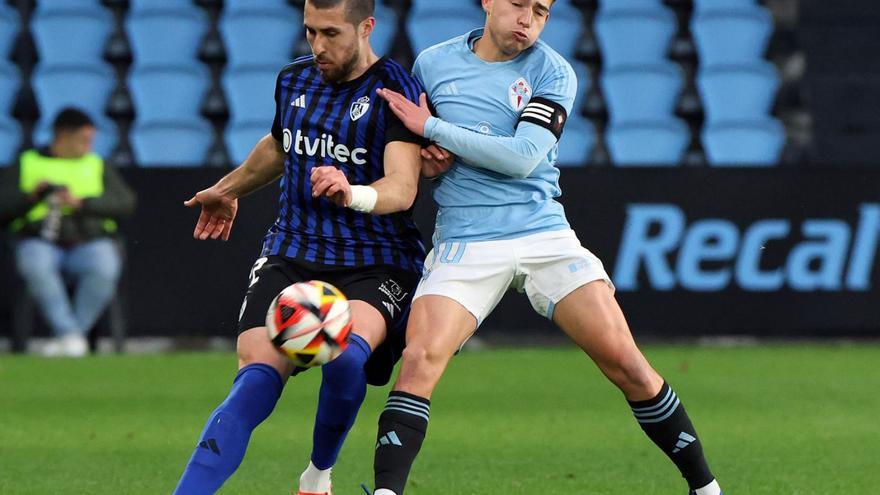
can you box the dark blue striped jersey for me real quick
[261,55,426,273]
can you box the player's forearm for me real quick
[218,134,285,198]
[367,173,418,215]
[424,118,555,179]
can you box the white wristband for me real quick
[348,185,378,213]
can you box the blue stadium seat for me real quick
[129,0,198,11]
[601,63,683,124]
[0,117,22,166]
[0,4,19,62]
[557,116,595,167]
[226,122,271,165]
[410,0,483,8]
[126,7,206,67]
[537,4,584,59]
[607,119,689,166]
[698,62,779,124]
[224,0,291,9]
[222,66,278,126]
[372,1,399,57]
[407,6,485,54]
[702,119,784,166]
[32,8,112,67]
[598,0,664,10]
[0,64,21,115]
[128,65,209,124]
[693,0,757,12]
[691,7,773,67]
[595,7,677,67]
[32,65,116,156]
[220,6,302,70]
[131,120,213,167]
[571,62,591,117]
[36,0,108,10]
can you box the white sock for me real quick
[298,461,332,493]
[694,479,721,495]
[374,490,397,495]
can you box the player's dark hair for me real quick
[52,107,94,134]
[307,0,375,25]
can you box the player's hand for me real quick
[421,145,454,179]
[184,186,238,241]
[377,89,431,137]
[310,166,352,208]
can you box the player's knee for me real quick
[236,335,290,376]
[606,355,659,396]
[401,343,449,369]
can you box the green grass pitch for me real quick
[1,345,878,494]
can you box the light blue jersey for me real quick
[413,28,578,243]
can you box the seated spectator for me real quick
[0,108,136,357]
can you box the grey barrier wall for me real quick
[2,167,878,340]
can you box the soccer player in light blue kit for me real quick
[369,1,724,494]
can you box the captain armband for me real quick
[518,97,568,140]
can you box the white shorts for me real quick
[413,229,614,326]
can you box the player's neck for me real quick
[342,49,380,83]
[473,31,519,62]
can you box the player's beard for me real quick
[318,45,361,84]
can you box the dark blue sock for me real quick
[173,363,284,495]
[310,334,371,469]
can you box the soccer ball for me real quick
[265,281,353,367]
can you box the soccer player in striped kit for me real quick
[173,1,427,494]
[369,0,723,494]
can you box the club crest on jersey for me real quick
[350,96,371,121]
[509,77,532,111]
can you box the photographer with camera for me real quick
[0,108,135,357]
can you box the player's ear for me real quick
[482,0,492,16]
[360,16,375,39]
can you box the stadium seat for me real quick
[223,0,290,9]
[371,1,399,57]
[0,117,22,166]
[601,63,683,124]
[693,0,757,12]
[36,0,107,10]
[31,8,111,67]
[0,4,18,62]
[595,7,677,67]
[702,119,785,166]
[598,0,664,10]
[126,7,206,67]
[698,62,779,124]
[537,4,584,58]
[220,6,302,70]
[225,122,271,165]
[691,7,773,67]
[131,120,213,167]
[0,64,21,115]
[410,0,484,8]
[32,64,117,156]
[606,119,689,166]
[571,62,591,117]
[556,116,595,167]
[407,6,486,54]
[128,65,210,124]
[222,66,278,126]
